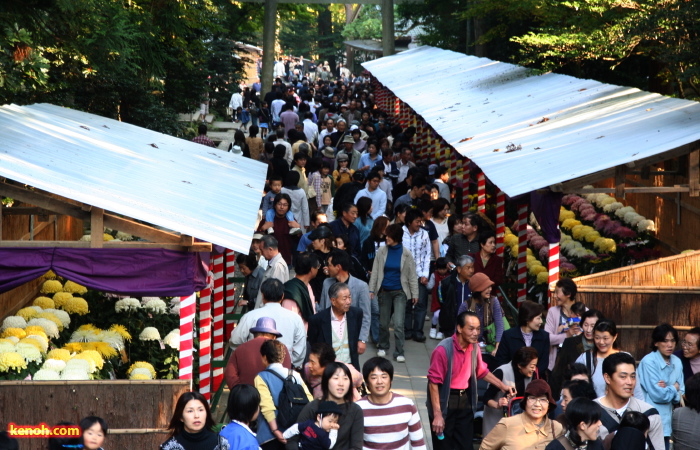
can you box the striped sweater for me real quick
[356,393,426,450]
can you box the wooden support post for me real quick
[690,150,700,197]
[260,0,279,98]
[381,0,395,57]
[0,205,3,241]
[615,165,626,199]
[90,208,104,248]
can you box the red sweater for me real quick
[470,253,505,289]
[225,336,292,388]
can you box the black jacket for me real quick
[307,306,363,371]
[550,333,587,398]
[495,326,550,377]
[437,271,471,335]
[333,181,363,215]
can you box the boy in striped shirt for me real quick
[356,357,426,450]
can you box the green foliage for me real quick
[278,4,346,64]
[342,6,382,41]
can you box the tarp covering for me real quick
[0,248,209,296]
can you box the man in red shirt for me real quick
[427,311,514,450]
[191,124,216,148]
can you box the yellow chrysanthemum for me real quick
[47,349,71,362]
[44,270,58,280]
[77,350,104,370]
[0,352,27,372]
[72,353,97,373]
[53,292,73,308]
[25,335,49,352]
[559,209,575,222]
[63,280,88,295]
[33,296,55,309]
[594,237,617,254]
[572,225,595,241]
[584,230,601,243]
[62,297,89,315]
[18,337,44,352]
[103,233,114,241]
[109,324,132,342]
[504,234,518,247]
[128,361,156,379]
[2,328,26,339]
[36,312,64,331]
[41,279,63,294]
[77,324,101,333]
[536,271,550,284]
[63,342,83,353]
[561,219,582,230]
[16,307,39,321]
[83,342,118,359]
[528,264,547,276]
[24,326,48,340]
[130,373,151,380]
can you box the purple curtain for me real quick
[530,191,564,244]
[0,248,210,296]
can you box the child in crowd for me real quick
[563,302,587,332]
[261,177,292,221]
[283,401,341,450]
[604,410,650,450]
[428,258,451,340]
[240,106,250,132]
[80,416,108,450]
[259,101,271,139]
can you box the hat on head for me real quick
[429,164,438,176]
[337,153,349,162]
[317,401,343,416]
[309,226,333,241]
[519,379,556,410]
[342,135,355,144]
[249,317,282,337]
[322,146,336,158]
[350,125,360,132]
[340,104,349,109]
[469,273,494,293]
[252,233,264,240]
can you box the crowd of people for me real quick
[158,65,698,450]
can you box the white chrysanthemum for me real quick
[42,358,67,372]
[139,327,161,341]
[80,234,92,241]
[61,368,90,380]
[70,328,97,343]
[115,231,134,241]
[42,309,71,328]
[72,355,97,373]
[170,304,180,315]
[614,206,635,219]
[0,341,16,352]
[16,343,43,363]
[603,202,624,213]
[5,336,19,344]
[1,316,27,332]
[27,318,59,339]
[130,367,154,379]
[84,331,104,343]
[163,330,180,350]
[100,331,125,351]
[169,297,180,307]
[29,306,44,313]
[26,335,49,353]
[144,298,167,314]
[637,219,656,233]
[141,296,161,306]
[115,298,141,313]
[34,369,62,380]
[65,358,90,372]
[623,212,644,227]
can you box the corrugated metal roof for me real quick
[362,46,700,197]
[0,103,266,253]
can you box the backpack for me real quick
[599,405,659,450]
[264,369,309,429]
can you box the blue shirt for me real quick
[381,244,403,291]
[638,350,685,436]
[219,421,259,450]
[297,231,313,251]
[358,153,382,175]
[329,219,361,257]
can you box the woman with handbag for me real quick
[457,272,505,356]
[482,346,540,437]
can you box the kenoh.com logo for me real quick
[7,423,81,438]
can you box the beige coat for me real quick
[480,414,564,450]
[368,244,419,300]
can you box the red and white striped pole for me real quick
[477,172,486,213]
[394,96,400,121]
[495,190,506,256]
[198,283,212,399]
[462,158,471,213]
[548,228,561,307]
[178,293,197,384]
[224,249,237,342]
[517,203,529,304]
[211,252,225,393]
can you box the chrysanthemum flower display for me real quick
[40,280,63,294]
[20,336,48,353]
[0,340,16,353]
[80,234,92,241]
[144,298,167,314]
[5,336,19,344]
[43,270,58,280]
[63,342,84,354]
[63,280,88,295]
[53,292,73,308]
[115,298,141,313]
[163,330,180,350]
[75,350,104,371]
[24,326,47,339]
[33,296,55,309]
[139,327,161,341]
[128,361,156,379]
[99,331,125,352]
[62,297,89,315]
[65,357,91,373]
[60,368,90,380]
[16,307,39,321]
[103,233,114,241]
[42,358,67,372]
[83,342,118,359]
[1,327,26,339]
[1,316,27,332]
[0,352,27,373]
[42,309,70,329]
[47,349,71,362]
[33,369,61,380]
[109,324,132,342]
[27,318,59,339]
[129,367,154,380]
[15,343,43,363]
[36,312,64,331]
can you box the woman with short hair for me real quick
[496,300,550,376]
[219,384,261,450]
[545,398,603,450]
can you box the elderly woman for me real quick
[480,379,564,450]
[482,347,540,437]
[303,342,364,401]
[368,223,419,363]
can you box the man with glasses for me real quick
[675,326,700,380]
[427,311,515,450]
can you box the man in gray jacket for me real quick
[318,250,371,356]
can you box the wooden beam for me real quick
[103,214,182,245]
[690,150,700,197]
[0,207,51,215]
[90,208,104,248]
[555,140,700,192]
[0,205,2,240]
[567,186,691,194]
[0,240,211,251]
[0,182,89,221]
[577,286,700,294]
[179,234,194,247]
[18,216,55,241]
[614,165,626,198]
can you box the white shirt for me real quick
[273,138,293,165]
[318,128,336,148]
[354,187,387,220]
[302,119,318,146]
[255,252,289,309]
